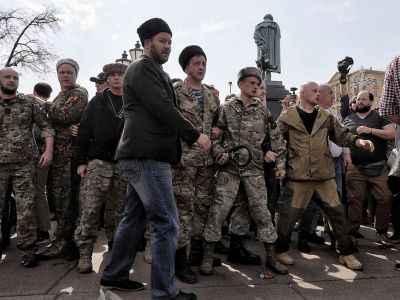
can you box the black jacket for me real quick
[115,55,200,164]
[75,89,124,165]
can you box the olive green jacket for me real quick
[277,106,358,181]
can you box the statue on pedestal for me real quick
[254,14,281,81]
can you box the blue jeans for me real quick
[101,158,180,300]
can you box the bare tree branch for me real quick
[0,7,61,73]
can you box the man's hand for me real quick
[281,95,292,110]
[38,151,53,167]
[355,139,374,152]
[275,170,286,181]
[264,151,277,163]
[344,153,353,171]
[211,127,223,139]
[71,125,79,137]
[77,165,87,177]
[196,133,211,153]
[356,126,372,135]
[216,153,229,165]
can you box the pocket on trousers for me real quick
[119,160,141,184]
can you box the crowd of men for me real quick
[0,17,399,300]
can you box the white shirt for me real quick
[325,108,343,158]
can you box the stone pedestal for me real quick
[265,80,289,119]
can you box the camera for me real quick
[289,87,297,105]
[337,56,354,84]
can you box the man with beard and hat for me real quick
[172,45,222,284]
[74,63,128,274]
[99,18,210,300]
[343,90,395,247]
[0,67,54,266]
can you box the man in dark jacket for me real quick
[74,62,127,274]
[100,18,210,300]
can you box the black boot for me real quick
[189,238,222,267]
[308,232,325,245]
[227,234,261,265]
[65,240,80,261]
[175,246,197,284]
[214,240,230,255]
[298,232,311,253]
[327,231,337,251]
[189,238,204,266]
[21,245,39,267]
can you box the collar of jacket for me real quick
[227,96,260,111]
[0,92,26,105]
[279,106,331,136]
[175,79,213,101]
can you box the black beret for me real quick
[137,18,172,46]
[237,67,262,85]
[178,45,207,71]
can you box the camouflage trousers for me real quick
[172,165,214,247]
[75,159,125,247]
[276,179,355,255]
[0,162,37,249]
[49,154,77,241]
[34,163,51,231]
[228,183,252,236]
[204,170,277,243]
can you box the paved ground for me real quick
[1,224,400,300]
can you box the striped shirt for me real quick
[380,56,400,117]
[192,88,204,110]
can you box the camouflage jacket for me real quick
[213,96,286,176]
[44,84,88,157]
[0,93,55,164]
[277,106,358,181]
[173,79,220,166]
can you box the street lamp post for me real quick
[129,41,144,61]
[228,81,232,94]
[115,51,132,66]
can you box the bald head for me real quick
[299,81,320,108]
[0,67,19,97]
[0,67,19,77]
[318,84,334,108]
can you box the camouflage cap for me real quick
[237,67,262,85]
[102,63,128,77]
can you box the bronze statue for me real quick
[254,14,281,81]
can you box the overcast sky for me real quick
[6,0,400,100]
